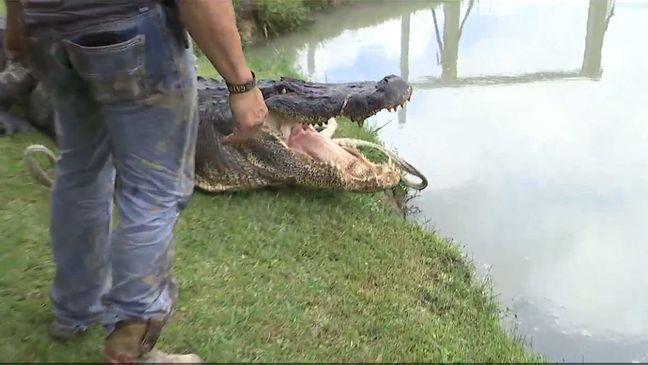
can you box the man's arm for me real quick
[176,0,268,143]
[4,0,26,60]
[176,0,251,83]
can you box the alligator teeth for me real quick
[281,88,287,94]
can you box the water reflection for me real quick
[582,0,615,77]
[249,0,648,361]
[399,11,410,126]
[408,0,615,92]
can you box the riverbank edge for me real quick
[0,127,541,362]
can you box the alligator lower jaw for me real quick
[263,111,400,187]
[286,122,356,166]
[280,118,398,183]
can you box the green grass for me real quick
[0,121,540,362]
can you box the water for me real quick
[247,0,648,362]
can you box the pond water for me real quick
[247,0,648,362]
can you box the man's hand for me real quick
[223,88,268,144]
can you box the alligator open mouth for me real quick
[281,118,356,165]
[267,112,427,192]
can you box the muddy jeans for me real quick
[24,3,198,334]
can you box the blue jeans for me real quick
[24,3,198,334]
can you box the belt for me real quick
[22,0,175,36]
[22,0,164,10]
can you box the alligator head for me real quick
[194,76,424,193]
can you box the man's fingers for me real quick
[222,130,243,144]
[223,126,260,144]
[224,132,253,144]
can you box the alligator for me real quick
[0,21,427,194]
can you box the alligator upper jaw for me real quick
[340,75,413,123]
[264,74,413,124]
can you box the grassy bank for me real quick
[0,129,539,363]
[0,58,539,362]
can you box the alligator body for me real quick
[0,19,426,193]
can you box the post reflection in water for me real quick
[409,0,615,93]
[248,0,648,362]
[399,12,410,126]
[581,0,615,77]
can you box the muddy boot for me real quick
[104,319,201,364]
[48,321,90,341]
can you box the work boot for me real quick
[48,321,89,341]
[104,320,201,364]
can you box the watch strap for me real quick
[226,71,256,94]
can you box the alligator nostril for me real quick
[384,75,397,82]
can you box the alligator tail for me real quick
[23,144,56,188]
[332,138,428,191]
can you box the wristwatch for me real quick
[226,71,257,94]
